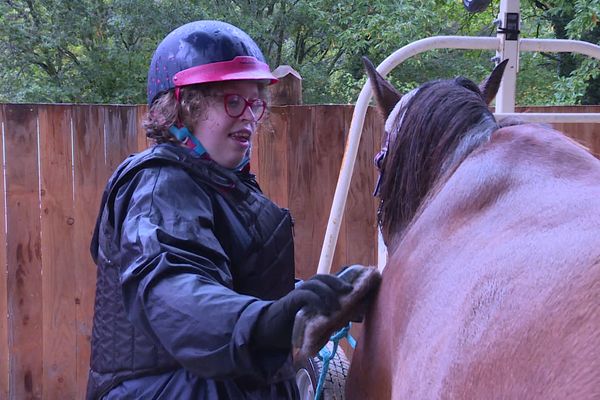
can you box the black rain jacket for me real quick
[86,143,299,399]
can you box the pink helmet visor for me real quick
[172,56,278,87]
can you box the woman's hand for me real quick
[253,274,353,350]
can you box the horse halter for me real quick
[373,138,389,196]
[372,88,418,197]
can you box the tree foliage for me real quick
[0,0,205,102]
[0,0,598,105]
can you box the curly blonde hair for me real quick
[143,83,269,144]
[143,85,211,144]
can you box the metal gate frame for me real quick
[317,0,600,273]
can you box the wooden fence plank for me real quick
[135,105,149,152]
[341,106,384,358]
[287,106,316,279]
[344,106,381,268]
[103,106,138,171]
[4,104,43,400]
[72,105,107,399]
[255,106,290,208]
[313,106,350,274]
[38,105,77,398]
[0,104,9,399]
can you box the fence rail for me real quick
[0,103,598,399]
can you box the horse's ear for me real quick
[479,59,509,105]
[362,56,402,119]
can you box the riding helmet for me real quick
[147,20,278,105]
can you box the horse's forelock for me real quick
[377,77,498,242]
[384,88,419,136]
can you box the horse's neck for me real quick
[382,117,498,243]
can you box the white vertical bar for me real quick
[496,0,520,113]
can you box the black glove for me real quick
[335,265,370,323]
[253,274,353,350]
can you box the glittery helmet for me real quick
[147,20,277,105]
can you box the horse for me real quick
[345,58,600,399]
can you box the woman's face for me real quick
[193,81,265,169]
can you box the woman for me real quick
[86,20,353,399]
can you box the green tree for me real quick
[0,0,206,103]
[0,0,597,105]
[531,0,600,104]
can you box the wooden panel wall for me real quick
[0,103,597,398]
[0,104,144,399]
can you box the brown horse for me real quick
[346,58,600,399]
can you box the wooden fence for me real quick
[0,103,598,399]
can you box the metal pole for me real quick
[495,0,521,113]
[520,38,600,59]
[494,113,600,123]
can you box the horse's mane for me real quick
[377,77,499,241]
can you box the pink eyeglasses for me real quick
[222,93,267,121]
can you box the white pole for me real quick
[520,38,600,60]
[495,0,521,113]
[495,113,600,123]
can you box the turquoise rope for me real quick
[314,323,356,400]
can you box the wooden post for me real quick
[270,65,302,106]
